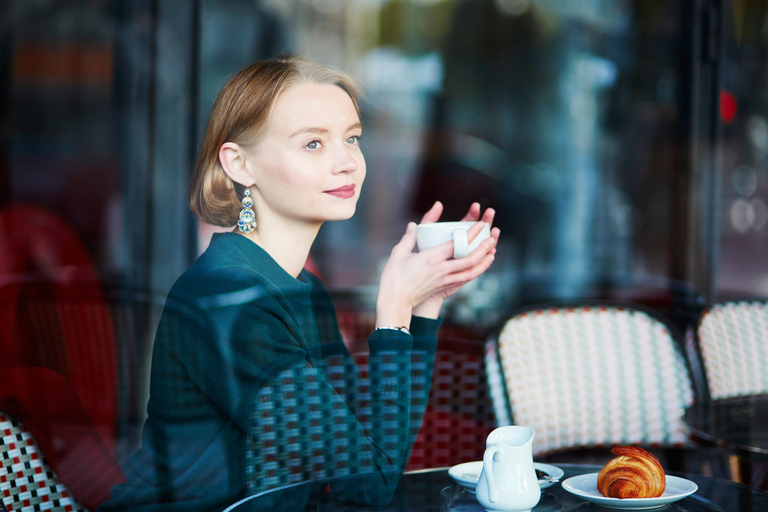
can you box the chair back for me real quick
[697,299,768,399]
[407,338,498,470]
[0,412,87,512]
[495,303,694,457]
[321,338,498,472]
[484,336,511,427]
[0,276,118,452]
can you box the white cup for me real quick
[416,221,491,259]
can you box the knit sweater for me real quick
[98,232,439,511]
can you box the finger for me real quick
[480,207,496,226]
[440,237,495,273]
[442,253,496,286]
[466,221,486,243]
[419,201,443,224]
[459,202,481,222]
[421,239,456,262]
[395,222,418,252]
[490,226,501,244]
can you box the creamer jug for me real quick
[475,426,540,512]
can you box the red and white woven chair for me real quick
[0,412,87,512]
[494,303,695,458]
[303,338,497,477]
[484,337,511,427]
[697,299,768,399]
[406,339,498,470]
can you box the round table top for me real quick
[226,463,768,512]
[681,393,768,459]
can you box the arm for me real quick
[248,324,437,506]
[171,278,438,506]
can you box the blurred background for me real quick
[1,0,767,476]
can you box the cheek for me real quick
[261,156,317,192]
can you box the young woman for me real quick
[99,56,499,512]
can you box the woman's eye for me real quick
[305,140,321,150]
[346,135,361,144]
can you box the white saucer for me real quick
[448,462,564,494]
[561,473,698,510]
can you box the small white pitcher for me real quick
[475,426,541,512]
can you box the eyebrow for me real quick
[290,122,362,138]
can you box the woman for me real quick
[100,55,499,511]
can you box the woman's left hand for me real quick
[412,201,500,319]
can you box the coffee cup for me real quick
[416,221,491,259]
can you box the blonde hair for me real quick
[188,55,362,227]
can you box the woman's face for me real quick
[245,82,365,228]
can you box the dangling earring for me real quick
[237,188,257,233]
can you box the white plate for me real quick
[561,473,698,510]
[448,462,564,494]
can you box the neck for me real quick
[236,217,322,278]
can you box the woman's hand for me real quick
[375,201,500,327]
[413,201,500,318]
[419,200,496,227]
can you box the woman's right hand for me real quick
[375,220,496,328]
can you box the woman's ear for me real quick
[219,142,255,187]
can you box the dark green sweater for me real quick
[99,233,439,511]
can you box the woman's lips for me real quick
[324,184,356,199]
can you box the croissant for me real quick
[597,446,666,499]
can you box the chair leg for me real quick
[729,455,743,483]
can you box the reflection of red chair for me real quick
[0,204,124,509]
[0,203,117,450]
[0,203,98,278]
[323,337,498,472]
[406,338,497,470]
[1,279,119,451]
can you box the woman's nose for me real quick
[332,146,359,174]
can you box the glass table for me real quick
[225,463,768,511]
[681,394,768,489]
[681,394,768,460]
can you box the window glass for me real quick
[717,0,768,296]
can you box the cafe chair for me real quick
[405,338,498,470]
[697,299,768,399]
[493,302,695,458]
[0,275,118,453]
[484,336,511,427]
[244,348,426,502]
[324,338,498,472]
[249,336,499,490]
[0,411,87,512]
[0,277,168,508]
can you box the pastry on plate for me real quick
[597,446,666,499]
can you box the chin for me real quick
[326,205,357,222]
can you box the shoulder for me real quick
[300,268,326,292]
[171,233,279,300]
[300,269,336,307]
